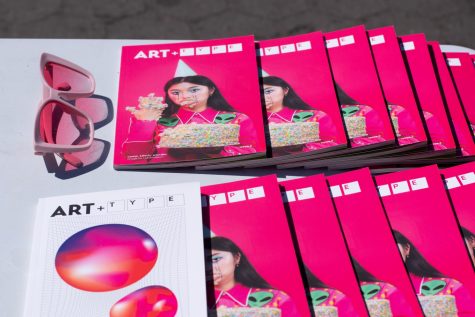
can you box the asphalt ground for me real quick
[0,0,473,47]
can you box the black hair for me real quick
[262,76,313,110]
[461,227,475,257]
[335,84,358,105]
[352,258,381,283]
[393,230,445,278]
[163,75,236,117]
[304,265,330,289]
[461,227,475,240]
[207,236,271,289]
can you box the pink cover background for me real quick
[327,168,424,317]
[279,174,369,317]
[324,25,395,143]
[446,52,475,143]
[201,175,310,317]
[442,162,475,233]
[399,34,456,150]
[258,32,347,145]
[368,26,427,144]
[429,42,475,156]
[375,165,475,297]
[114,35,266,166]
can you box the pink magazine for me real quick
[375,165,475,316]
[441,162,475,268]
[257,33,347,158]
[368,26,427,148]
[201,175,311,317]
[445,52,475,146]
[327,168,424,317]
[196,32,349,170]
[429,42,475,158]
[279,26,397,169]
[399,34,457,154]
[279,175,370,317]
[114,35,266,169]
[323,25,395,150]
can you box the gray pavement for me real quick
[0,0,473,47]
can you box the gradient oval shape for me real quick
[55,224,158,292]
[110,285,178,317]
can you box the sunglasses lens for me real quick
[75,98,109,127]
[43,62,93,93]
[39,101,92,147]
[62,139,107,171]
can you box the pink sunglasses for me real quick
[34,53,97,167]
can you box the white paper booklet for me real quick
[24,182,207,317]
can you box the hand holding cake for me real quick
[126,93,168,121]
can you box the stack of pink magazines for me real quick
[200,163,475,317]
[113,25,475,172]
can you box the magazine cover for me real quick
[375,165,475,317]
[201,175,311,317]
[252,32,347,160]
[196,32,349,170]
[279,175,370,317]
[445,52,475,147]
[399,34,456,154]
[442,162,475,267]
[429,42,475,158]
[114,35,267,169]
[327,168,424,317]
[368,26,427,148]
[323,25,395,150]
[23,183,207,317]
[280,25,397,169]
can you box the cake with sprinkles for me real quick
[269,122,320,147]
[313,306,338,317]
[126,93,168,112]
[366,299,393,317]
[418,295,458,317]
[388,105,403,137]
[341,105,367,138]
[159,123,240,148]
[391,115,400,137]
[216,307,281,317]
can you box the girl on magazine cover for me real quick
[207,236,301,317]
[353,258,415,317]
[335,85,389,146]
[263,76,340,156]
[304,266,358,317]
[394,230,475,316]
[123,75,258,161]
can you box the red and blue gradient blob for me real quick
[55,224,158,292]
[110,286,178,317]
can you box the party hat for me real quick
[259,67,270,78]
[203,225,216,238]
[174,59,197,77]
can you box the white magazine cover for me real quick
[23,182,207,317]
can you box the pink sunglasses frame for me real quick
[34,53,96,166]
